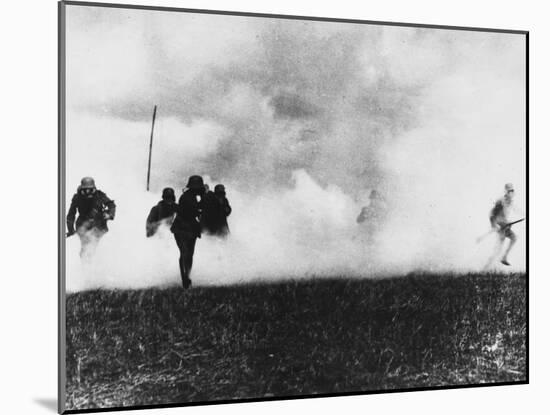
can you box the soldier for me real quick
[66,177,116,259]
[356,190,385,241]
[201,184,232,237]
[170,175,205,289]
[355,189,387,247]
[486,183,521,266]
[356,190,384,224]
[200,184,216,233]
[145,187,177,237]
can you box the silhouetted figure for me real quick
[201,184,232,237]
[356,190,384,224]
[66,177,116,259]
[485,183,521,267]
[200,183,214,232]
[170,175,205,289]
[146,187,177,237]
[356,190,386,245]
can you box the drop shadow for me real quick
[34,398,57,413]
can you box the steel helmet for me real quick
[162,187,175,202]
[80,177,96,189]
[186,175,204,190]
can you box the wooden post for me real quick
[146,105,157,191]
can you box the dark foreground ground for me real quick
[65,273,526,411]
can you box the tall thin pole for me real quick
[146,105,157,191]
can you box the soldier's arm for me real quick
[146,205,159,224]
[225,199,232,217]
[489,200,502,229]
[66,194,78,234]
[489,215,498,230]
[145,206,159,237]
[101,193,116,220]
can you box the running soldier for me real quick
[356,190,386,245]
[486,183,521,266]
[201,184,232,237]
[66,177,116,259]
[170,175,205,289]
[146,187,177,237]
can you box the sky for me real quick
[64,5,526,291]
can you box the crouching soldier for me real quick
[66,177,116,259]
[201,184,232,238]
[171,175,205,289]
[146,187,177,237]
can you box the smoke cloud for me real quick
[65,6,526,291]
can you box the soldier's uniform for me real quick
[201,184,232,237]
[171,176,205,289]
[146,188,177,237]
[66,177,116,259]
[487,183,518,266]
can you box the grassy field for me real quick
[65,272,526,411]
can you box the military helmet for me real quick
[162,187,175,201]
[80,177,96,189]
[214,184,226,195]
[186,175,204,190]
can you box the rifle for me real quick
[502,218,525,229]
[475,218,525,244]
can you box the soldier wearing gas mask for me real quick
[66,177,116,259]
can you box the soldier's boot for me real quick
[182,253,193,289]
[181,264,191,289]
[179,254,191,290]
[178,271,191,288]
[181,276,192,290]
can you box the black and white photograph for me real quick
[59,1,527,412]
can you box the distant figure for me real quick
[146,187,177,237]
[66,177,116,259]
[201,184,232,237]
[486,183,521,267]
[356,190,386,244]
[170,175,205,289]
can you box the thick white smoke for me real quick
[64,6,526,291]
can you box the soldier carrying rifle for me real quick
[66,177,116,259]
[485,183,523,267]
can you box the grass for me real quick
[65,272,526,411]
